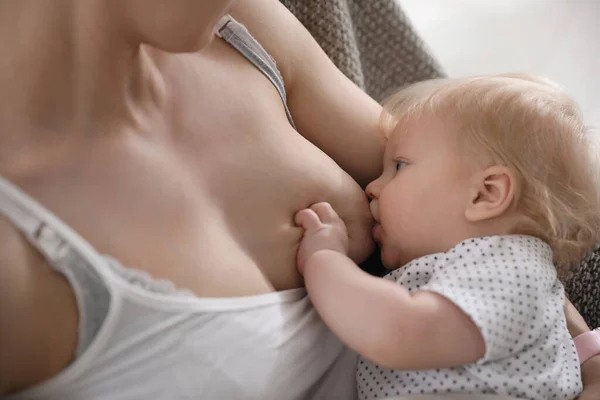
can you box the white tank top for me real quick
[0,159,356,400]
[1,17,357,400]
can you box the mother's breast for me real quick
[161,47,375,290]
[190,117,375,288]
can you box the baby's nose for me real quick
[365,180,380,200]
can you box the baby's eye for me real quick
[395,161,408,171]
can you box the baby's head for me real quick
[367,74,600,272]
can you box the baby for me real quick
[295,74,600,399]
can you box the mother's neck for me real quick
[0,0,164,148]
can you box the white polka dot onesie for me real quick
[357,235,581,400]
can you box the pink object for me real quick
[574,328,600,365]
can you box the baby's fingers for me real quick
[294,209,322,232]
[310,202,339,224]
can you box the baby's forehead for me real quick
[382,121,417,158]
[385,113,461,153]
[386,115,431,143]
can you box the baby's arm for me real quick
[295,203,485,370]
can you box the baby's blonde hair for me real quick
[382,74,600,273]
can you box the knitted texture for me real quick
[566,246,600,328]
[280,0,445,102]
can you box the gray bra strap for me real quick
[216,15,297,129]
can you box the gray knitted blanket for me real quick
[281,0,599,327]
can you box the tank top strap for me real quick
[0,175,113,356]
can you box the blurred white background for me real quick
[399,0,600,124]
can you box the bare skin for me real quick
[0,0,381,394]
[0,0,598,397]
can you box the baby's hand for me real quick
[295,202,349,275]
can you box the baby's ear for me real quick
[465,165,516,222]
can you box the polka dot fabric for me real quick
[357,235,582,400]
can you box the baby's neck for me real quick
[465,213,521,242]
